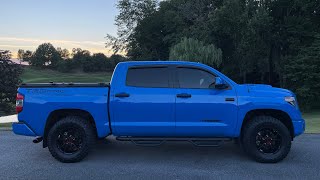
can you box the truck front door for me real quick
[174,66,238,137]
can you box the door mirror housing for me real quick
[211,77,228,89]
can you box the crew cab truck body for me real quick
[13,61,305,163]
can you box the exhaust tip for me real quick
[33,137,43,143]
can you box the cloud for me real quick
[0,36,120,58]
[0,44,35,48]
[0,37,105,46]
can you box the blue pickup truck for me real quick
[13,61,305,163]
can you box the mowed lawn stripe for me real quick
[21,67,112,83]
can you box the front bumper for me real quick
[12,122,36,137]
[293,118,305,137]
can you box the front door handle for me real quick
[115,93,130,98]
[225,97,235,102]
[177,93,192,98]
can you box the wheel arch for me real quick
[240,109,294,140]
[43,109,97,148]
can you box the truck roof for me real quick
[119,61,204,66]
[118,61,237,87]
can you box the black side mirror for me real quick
[211,77,228,89]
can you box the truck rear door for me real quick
[110,65,175,136]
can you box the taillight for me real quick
[16,93,24,113]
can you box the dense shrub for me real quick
[0,50,22,115]
[56,59,75,73]
[83,53,112,72]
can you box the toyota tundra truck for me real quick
[12,61,305,163]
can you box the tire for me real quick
[47,116,96,163]
[241,116,291,163]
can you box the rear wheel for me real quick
[241,116,291,163]
[47,116,96,163]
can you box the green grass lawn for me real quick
[0,115,319,132]
[303,112,320,133]
[0,123,12,128]
[21,67,112,83]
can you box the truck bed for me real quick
[16,82,111,138]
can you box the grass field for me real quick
[15,67,320,133]
[0,123,12,128]
[1,117,319,132]
[303,112,320,133]
[21,67,112,83]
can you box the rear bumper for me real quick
[293,118,305,137]
[12,122,37,137]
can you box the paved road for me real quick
[0,131,319,180]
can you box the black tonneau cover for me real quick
[19,82,110,88]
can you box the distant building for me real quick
[9,58,29,66]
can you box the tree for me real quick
[57,47,70,59]
[170,38,222,68]
[30,43,61,67]
[285,34,320,110]
[22,50,33,63]
[109,54,127,68]
[83,53,111,72]
[106,0,159,54]
[72,48,91,68]
[72,48,91,65]
[126,9,169,60]
[0,50,22,115]
[108,0,320,110]
[17,49,24,64]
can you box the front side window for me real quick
[177,67,215,89]
[126,67,169,88]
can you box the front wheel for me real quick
[241,116,291,163]
[47,116,96,163]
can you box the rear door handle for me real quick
[115,93,130,98]
[177,93,192,98]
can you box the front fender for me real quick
[234,96,303,137]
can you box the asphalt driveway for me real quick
[0,131,319,179]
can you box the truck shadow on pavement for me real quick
[89,137,249,163]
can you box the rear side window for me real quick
[126,67,170,88]
[177,67,215,89]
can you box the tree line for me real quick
[106,0,320,110]
[1,44,126,115]
[17,43,127,73]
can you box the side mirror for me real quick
[212,77,228,89]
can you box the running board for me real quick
[116,137,232,147]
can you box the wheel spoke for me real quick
[255,128,282,154]
[56,126,83,154]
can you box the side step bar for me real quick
[116,136,232,147]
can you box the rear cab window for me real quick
[126,66,170,88]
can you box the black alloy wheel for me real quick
[47,116,96,163]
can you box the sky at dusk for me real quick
[0,0,119,58]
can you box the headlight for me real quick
[285,96,296,106]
